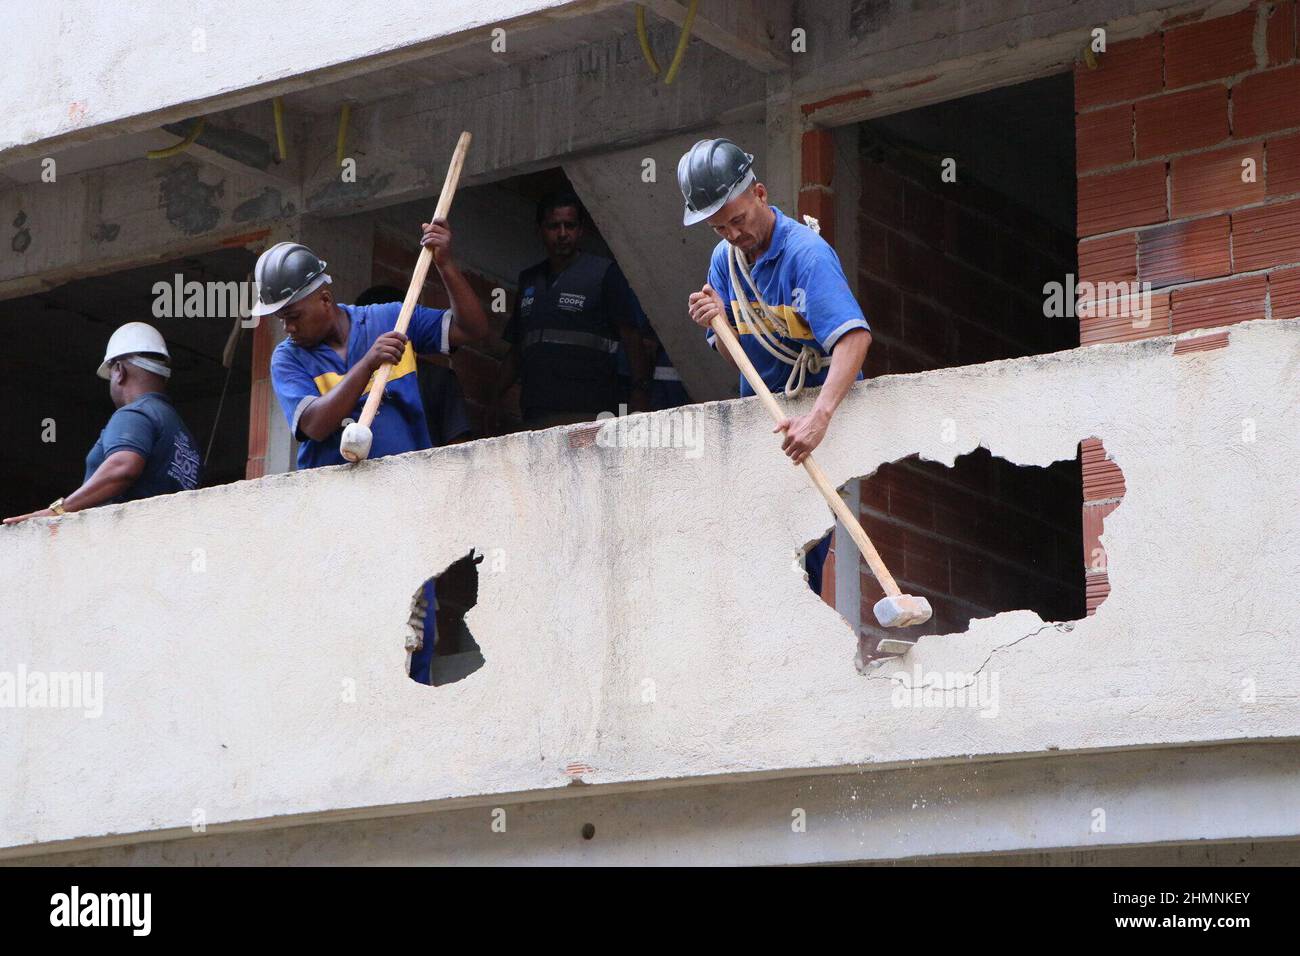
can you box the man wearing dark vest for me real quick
[494,192,652,431]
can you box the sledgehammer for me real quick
[340,131,472,462]
[708,314,932,628]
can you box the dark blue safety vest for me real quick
[508,253,635,417]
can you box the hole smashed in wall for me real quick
[407,550,484,686]
[804,442,1124,669]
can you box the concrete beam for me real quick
[639,0,792,74]
[0,156,298,301]
[11,742,1300,865]
[790,0,1239,126]
[1,0,630,165]
[300,26,766,219]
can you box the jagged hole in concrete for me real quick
[406,550,484,686]
[807,441,1124,666]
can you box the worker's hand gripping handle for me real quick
[342,131,472,462]
[707,313,904,599]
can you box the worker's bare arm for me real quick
[619,319,653,412]
[486,347,521,435]
[3,449,146,524]
[775,328,871,464]
[688,284,738,371]
[421,219,490,347]
[298,332,406,441]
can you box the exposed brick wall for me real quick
[856,450,1085,659]
[245,315,276,479]
[371,228,521,437]
[857,135,1078,377]
[839,112,1083,655]
[1074,0,1300,608]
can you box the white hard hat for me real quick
[97,322,172,380]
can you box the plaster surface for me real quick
[1,0,590,157]
[2,320,1298,853]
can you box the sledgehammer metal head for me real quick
[873,594,933,628]
[339,420,373,462]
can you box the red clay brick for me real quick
[902,530,950,593]
[1172,329,1231,353]
[1080,290,1171,343]
[1233,63,1300,136]
[888,480,935,531]
[801,128,835,187]
[1170,143,1266,217]
[1081,438,1127,501]
[1271,266,1300,316]
[247,379,270,461]
[1164,9,1257,87]
[1086,570,1110,615]
[798,187,835,245]
[902,180,945,245]
[860,162,905,222]
[1075,34,1163,109]
[1079,232,1138,284]
[1232,196,1300,269]
[1135,85,1230,158]
[1267,132,1300,196]
[1078,163,1168,236]
[1266,0,1297,66]
[1137,215,1232,286]
[1083,499,1121,571]
[1077,104,1134,171]
[1170,274,1268,331]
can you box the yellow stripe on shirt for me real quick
[728,300,814,340]
[312,342,418,396]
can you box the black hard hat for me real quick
[251,242,330,317]
[677,138,756,226]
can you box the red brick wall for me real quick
[841,119,1083,655]
[1074,1,1300,608]
[856,451,1085,658]
[857,135,1078,376]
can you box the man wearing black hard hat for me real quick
[258,219,489,470]
[679,138,872,596]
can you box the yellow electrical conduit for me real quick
[272,96,288,162]
[336,102,352,168]
[636,0,700,86]
[145,117,207,160]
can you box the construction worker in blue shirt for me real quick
[4,322,202,525]
[678,138,873,595]
[256,218,490,683]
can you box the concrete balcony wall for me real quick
[2,319,1299,858]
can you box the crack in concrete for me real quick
[863,620,1074,689]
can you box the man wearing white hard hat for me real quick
[3,322,202,525]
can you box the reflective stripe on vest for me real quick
[653,365,681,382]
[521,328,619,353]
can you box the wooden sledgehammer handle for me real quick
[709,313,904,598]
[354,131,472,431]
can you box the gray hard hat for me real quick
[250,242,331,317]
[677,138,756,226]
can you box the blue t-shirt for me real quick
[270,301,453,469]
[84,392,202,503]
[705,206,870,397]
